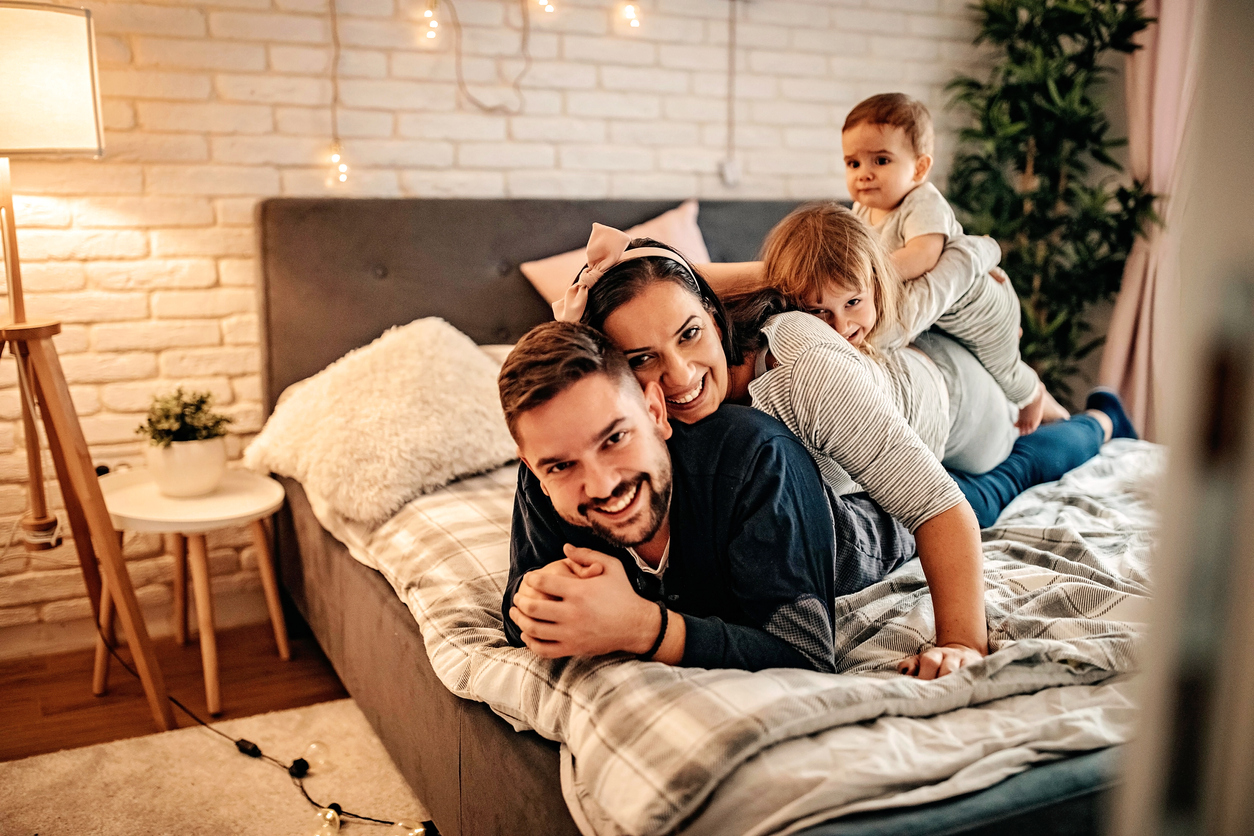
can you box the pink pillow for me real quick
[520,199,711,305]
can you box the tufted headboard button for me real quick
[372,264,388,280]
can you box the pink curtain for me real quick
[1099,0,1202,440]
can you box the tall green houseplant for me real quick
[947,0,1158,400]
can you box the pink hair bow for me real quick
[552,223,633,322]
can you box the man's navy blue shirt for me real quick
[503,405,844,672]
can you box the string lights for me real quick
[536,0,554,13]
[423,0,438,39]
[93,622,440,835]
[330,143,348,184]
[623,3,640,27]
[328,0,348,185]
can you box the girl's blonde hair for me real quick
[759,201,901,352]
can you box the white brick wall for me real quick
[3,0,987,652]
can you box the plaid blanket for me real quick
[310,438,1161,836]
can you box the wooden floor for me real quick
[0,620,348,762]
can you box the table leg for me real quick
[171,534,188,645]
[186,533,220,715]
[249,519,290,661]
[91,572,116,695]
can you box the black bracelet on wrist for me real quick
[638,600,668,661]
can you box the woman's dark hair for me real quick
[581,237,743,367]
[723,288,793,361]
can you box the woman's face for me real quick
[601,280,729,424]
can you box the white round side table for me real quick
[93,468,289,715]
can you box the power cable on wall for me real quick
[444,0,533,116]
[329,0,348,182]
[719,0,740,187]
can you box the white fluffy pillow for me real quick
[245,318,517,524]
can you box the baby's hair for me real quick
[842,92,934,159]
[759,201,901,352]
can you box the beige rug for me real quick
[0,699,430,835]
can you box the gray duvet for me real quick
[304,439,1159,836]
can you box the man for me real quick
[499,320,918,673]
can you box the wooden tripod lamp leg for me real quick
[23,335,176,730]
[17,368,57,549]
[13,343,102,618]
[91,573,115,695]
[91,531,125,696]
[1,162,58,553]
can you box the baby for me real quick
[841,92,1063,432]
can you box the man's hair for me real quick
[498,320,637,439]
[842,92,934,158]
[759,201,901,354]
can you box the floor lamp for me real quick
[0,2,174,730]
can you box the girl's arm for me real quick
[696,262,765,297]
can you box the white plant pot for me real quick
[146,437,228,498]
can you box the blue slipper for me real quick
[1084,387,1138,440]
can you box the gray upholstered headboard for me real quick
[257,198,800,413]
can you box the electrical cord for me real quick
[444,0,532,115]
[725,0,736,166]
[92,618,439,833]
[329,0,343,149]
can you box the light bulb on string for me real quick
[387,823,427,836]
[537,0,554,11]
[623,4,640,28]
[328,144,348,185]
[423,0,438,39]
[303,739,334,772]
[310,806,341,835]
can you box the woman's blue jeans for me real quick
[948,414,1105,528]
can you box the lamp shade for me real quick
[0,2,104,156]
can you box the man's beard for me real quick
[578,470,672,548]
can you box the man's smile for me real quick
[591,480,640,516]
[582,477,651,523]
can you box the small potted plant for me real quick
[136,388,233,497]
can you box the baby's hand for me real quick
[989,266,1009,284]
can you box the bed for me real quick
[257,197,1152,836]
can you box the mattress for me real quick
[293,439,1160,836]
